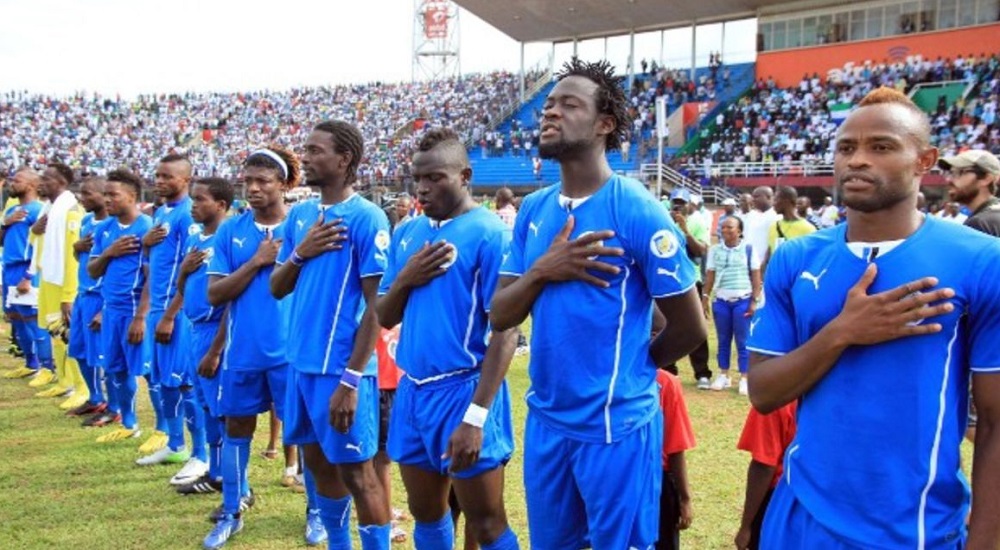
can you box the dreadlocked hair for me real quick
[556,58,632,151]
[244,145,302,188]
[313,120,365,185]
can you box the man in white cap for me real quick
[940,150,1000,237]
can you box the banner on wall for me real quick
[423,0,449,39]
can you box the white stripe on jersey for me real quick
[462,269,480,367]
[604,266,630,444]
[321,249,354,376]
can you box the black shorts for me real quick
[378,388,396,452]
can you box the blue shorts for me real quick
[148,309,192,388]
[102,307,151,376]
[68,292,104,367]
[524,410,662,550]
[388,371,513,480]
[760,483,966,550]
[284,369,378,464]
[191,321,223,418]
[219,364,287,419]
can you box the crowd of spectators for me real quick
[0,71,527,186]
[674,53,1000,179]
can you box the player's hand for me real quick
[329,384,358,434]
[831,264,955,346]
[443,422,483,474]
[180,249,208,275]
[154,315,175,344]
[745,301,757,318]
[678,497,693,530]
[127,316,146,345]
[251,235,282,268]
[295,217,348,260]
[61,302,72,324]
[142,224,168,248]
[30,214,48,235]
[529,215,623,288]
[198,352,220,378]
[106,235,141,257]
[3,209,27,226]
[74,233,94,254]
[15,278,31,295]
[397,241,453,288]
[734,525,751,549]
[89,310,102,332]
[671,210,689,233]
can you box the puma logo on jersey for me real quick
[232,237,247,248]
[345,442,363,455]
[749,318,761,335]
[656,266,681,283]
[800,269,828,290]
[529,221,542,237]
[296,220,305,229]
[501,252,511,266]
[400,237,412,251]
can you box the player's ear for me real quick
[461,167,472,188]
[915,145,938,176]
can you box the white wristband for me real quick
[462,403,489,428]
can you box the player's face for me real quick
[78,181,104,212]
[301,131,347,187]
[154,161,190,200]
[104,181,135,217]
[8,171,34,198]
[834,104,937,213]
[40,168,65,199]
[190,183,224,225]
[243,166,285,212]
[412,148,470,220]
[538,76,611,160]
[945,168,981,204]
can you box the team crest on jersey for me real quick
[374,230,390,251]
[188,224,202,236]
[439,241,458,270]
[203,247,215,264]
[650,229,680,259]
[161,222,171,234]
[577,231,603,260]
[902,291,930,326]
[68,220,80,231]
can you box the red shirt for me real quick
[376,326,404,390]
[657,370,696,470]
[736,402,798,488]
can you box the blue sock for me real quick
[76,358,104,404]
[358,523,391,550]
[114,371,138,429]
[316,494,352,550]
[413,512,454,550]
[33,324,53,369]
[205,413,223,480]
[104,369,120,414]
[145,374,167,432]
[482,527,519,550]
[222,435,251,515]
[184,390,207,462]
[161,386,185,451]
[303,465,319,511]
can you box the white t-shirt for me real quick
[744,208,781,260]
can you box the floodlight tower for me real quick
[412,0,461,81]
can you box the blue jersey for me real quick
[208,211,289,371]
[2,200,44,266]
[278,195,388,376]
[91,215,153,314]
[76,214,110,294]
[501,176,697,443]
[380,208,509,382]
[747,216,1000,548]
[148,197,198,312]
[182,231,223,325]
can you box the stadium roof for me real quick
[454,0,845,43]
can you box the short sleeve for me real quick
[377,226,402,296]
[480,225,512,313]
[746,244,798,356]
[736,403,797,468]
[659,372,696,456]
[705,245,718,270]
[749,244,762,270]
[355,206,390,278]
[277,207,298,265]
[499,203,527,277]
[968,243,1000,372]
[90,224,107,259]
[623,195,697,299]
[207,220,233,277]
[767,223,778,252]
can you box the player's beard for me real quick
[839,176,913,213]
[538,137,591,161]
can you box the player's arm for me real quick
[490,215,621,331]
[376,241,452,328]
[967,373,1000,549]
[89,235,139,278]
[650,289,708,368]
[207,237,278,306]
[270,216,347,299]
[329,277,382,433]
[154,289,185,344]
[60,213,81,319]
[667,452,693,531]
[127,264,151,344]
[735,460,776,550]
[749,264,954,413]
[198,308,228,379]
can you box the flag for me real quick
[829,102,852,123]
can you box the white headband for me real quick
[247,149,289,181]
